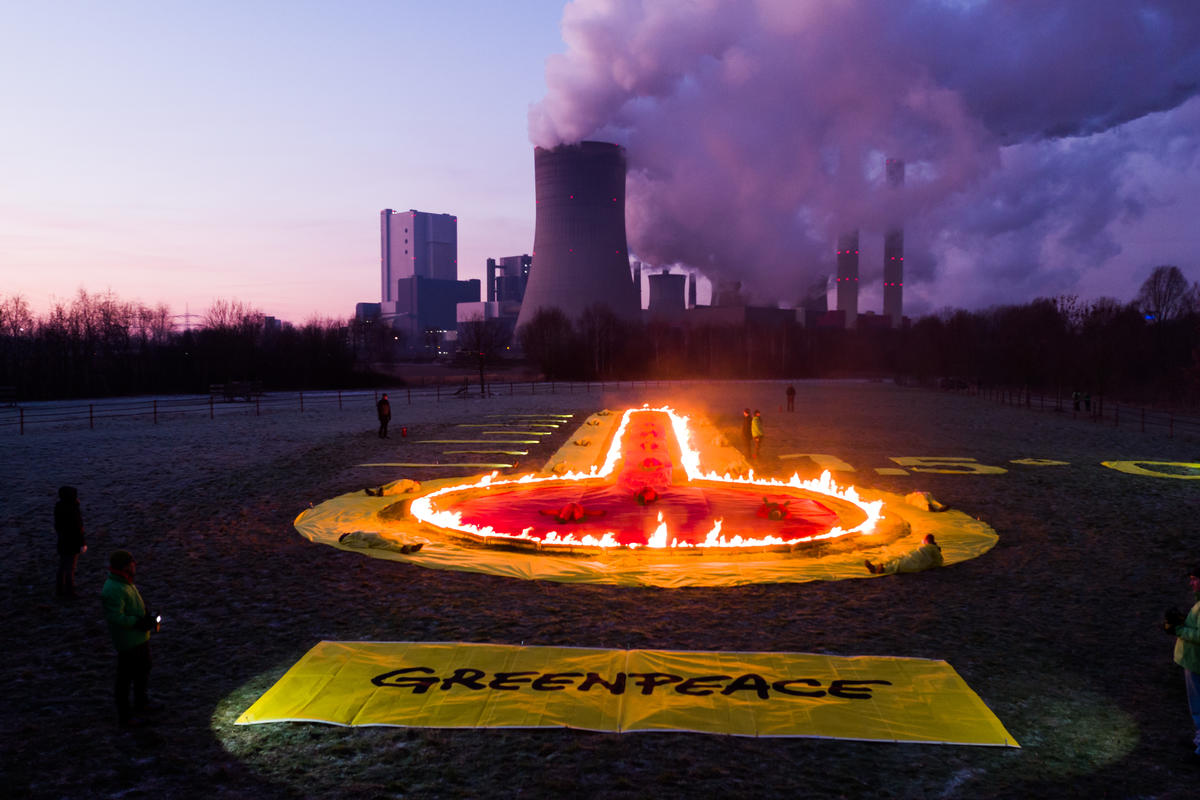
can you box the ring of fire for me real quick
[294,405,1000,586]
[410,407,882,552]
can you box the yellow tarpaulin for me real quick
[236,642,1018,746]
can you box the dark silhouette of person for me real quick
[376,393,391,438]
[102,550,160,727]
[786,385,796,412]
[741,408,752,458]
[54,485,86,598]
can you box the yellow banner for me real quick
[236,642,1017,746]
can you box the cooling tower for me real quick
[516,141,639,331]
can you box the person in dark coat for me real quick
[786,385,796,412]
[741,408,752,458]
[54,486,86,598]
[376,393,391,438]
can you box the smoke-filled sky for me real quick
[2,1,1198,323]
[530,0,1200,315]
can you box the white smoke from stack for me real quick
[529,0,1200,311]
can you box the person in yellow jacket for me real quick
[1164,565,1200,756]
[864,533,944,575]
[750,410,764,461]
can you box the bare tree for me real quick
[203,298,263,332]
[1136,265,1191,322]
[517,308,575,379]
[458,314,510,396]
[0,294,34,336]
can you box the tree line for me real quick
[0,291,357,400]
[2,266,1198,407]
[515,265,1200,407]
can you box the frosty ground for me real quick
[2,380,1198,799]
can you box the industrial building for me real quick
[486,255,531,303]
[365,208,479,357]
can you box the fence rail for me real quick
[953,384,1200,441]
[0,381,676,434]
[5,379,1198,441]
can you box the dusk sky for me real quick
[4,1,1200,324]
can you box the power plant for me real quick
[515,141,640,331]
[883,158,905,327]
[359,144,906,357]
[834,158,905,329]
[835,230,860,328]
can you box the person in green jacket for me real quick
[864,533,945,575]
[1164,564,1200,755]
[101,550,158,726]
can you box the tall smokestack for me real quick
[836,230,859,328]
[883,158,905,327]
[516,141,639,331]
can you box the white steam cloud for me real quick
[529,0,1200,313]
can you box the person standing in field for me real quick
[786,385,796,412]
[102,550,160,727]
[741,407,753,459]
[376,393,391,438]
[751,409,764,461]
[1164,564,1200,756]
[54,485,86,598]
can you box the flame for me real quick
[408,406,883,551]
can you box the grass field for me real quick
[3,380,1198,799]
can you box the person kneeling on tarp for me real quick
[865,534,944,575]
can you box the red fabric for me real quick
[448,485,838,547]
[443,409,838,546]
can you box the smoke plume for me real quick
[529,0,1200,313]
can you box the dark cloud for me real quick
[529,0,1200,312]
